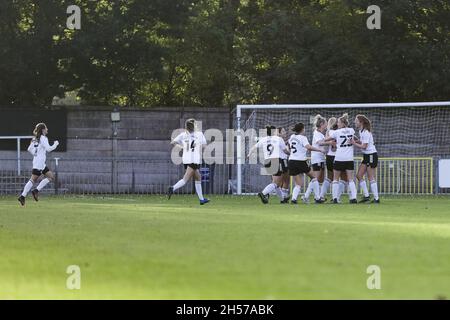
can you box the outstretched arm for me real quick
[41,137,59,152]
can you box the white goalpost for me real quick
[0,136,34,175]
[235,101,450,195]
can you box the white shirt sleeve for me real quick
[200,132,207,145]
[329,130,338,140]
[360,131,369,144]
[41,136,58,152]
[303,136,310,147]
[173,133,184,145]
[279,137,287,151]
[27,139,35,155]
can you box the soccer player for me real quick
[325,113,358,204]
[322,117,338,200]
[18,123,59,206]
[302,115,328,203]
[288,123,326,204]
[247,125,290,204]
[278,127,291,203]
[352,115,380,203]
[168,119,210,205]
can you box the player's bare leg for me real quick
[32,171,55,201]
[356,164,370,202]
[168,167,195,199]
[367,166,380,203]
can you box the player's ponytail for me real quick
[313,114,326,129]
[185,119,196,132]
[338,113,349,127]
[356,114,372,132]
[328,117,338,131]
[33,123,47,143]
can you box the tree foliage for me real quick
[0,0,449,107]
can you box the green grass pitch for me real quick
[0,195,449,300]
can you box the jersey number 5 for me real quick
[290,142,297,154]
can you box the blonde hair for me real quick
[327,117,338,130]
[313,114,326,129]
[338,113,349,127]
[356,114,372,132]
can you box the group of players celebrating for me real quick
[18,115,379,206]
[248,113,380,205]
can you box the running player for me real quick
[324,113,358,204]
[247,125,290,204]
[168,119,210,205]
[352,115,380,203]
[288,123,326,204]
[18,123,59,206]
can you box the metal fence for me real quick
[0,158,232,195]
[238,157,439,195]
[0,157,447,195]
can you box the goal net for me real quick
[233,102,450,195]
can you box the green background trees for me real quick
[1,0,449,107]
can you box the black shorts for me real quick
[326,155,335,171]
[333,161,355,172]
[362,153,378,168]
[312,162,325,172]
[288,160,311,176]
[184,163,200,170]
[263,158,285,176]
[280,158,288,174]
[32,167,50,176]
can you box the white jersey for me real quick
[279,139,289,160]
[255,136,287,160]
[288,134,310,161]
[326,130,337,156]
[27,136,58,170]
[311,130,326,164]
[359,129,377,154]
[173,131,207,164]
[329,128,355,162]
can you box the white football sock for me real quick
[370,180,379,200]
[332,181,340,201]
[304,181,313,199]
[262,183,277,196]
[338,181,347,200]
[21,180,34,197]
[310,178,320,200]
[292,185,301,201]
[320,178,331,199]
[275,187,284,201]
[37,178,50,191]
[194,181,204,200]
[282,188,289,198]
[349,180,357,200]
[172,179,186,191]
[359,180,369,197]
